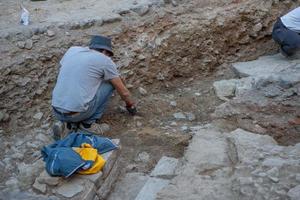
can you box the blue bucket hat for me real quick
[89,35,114,56]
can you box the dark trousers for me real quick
[272,18,300,56]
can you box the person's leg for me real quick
[82,81,115,125]
[272,18,300,56]
[280,30,300,56]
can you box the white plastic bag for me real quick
[20,4,30,25]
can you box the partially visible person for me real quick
[51,35,137,139]
[272,7,300,57]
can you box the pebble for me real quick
[138,54,146,60]
[195,92,201,96]
[180,125,189,132]
[33,180,47,194]
[170,121,177,126]
[33,112,43,120]
[136,121,142,127]
[0,111,9,122]
[132,5,149,16]
[186,112,196,121]
[47,30,56,37]
[138,87,148,96]
[135,152,150,163]
[170,101,177,107]
[16,41,26,49]
[24,39,33,50]
[173,112,186,120]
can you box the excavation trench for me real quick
[0,0,299,199]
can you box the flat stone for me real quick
[24,39,33,49]
[16,41,26,49]
[288,185,300,200]
[55,179,84,198]
[135,177,170,200]
[232,54,300,78]
[150,156,178,179]
[107,173,149,200]
[33,180,47,194]
[102,14,122,24]
[131,4,149,16]
[47,30,56,37]
[37,170,60,186]
[173,112,186,120]
[213,79,237,100]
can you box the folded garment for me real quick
[41,131,117,177]
[73,143,106,174]
[42,147,85,177]
[47,131,118,154]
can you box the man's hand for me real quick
[110,77,137,115]
[126,104,137,115]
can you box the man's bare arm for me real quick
[110,77,135,106]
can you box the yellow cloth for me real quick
[73,143,106,174]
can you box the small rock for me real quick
[37,171,60,186]
[194,92,201,96]
[11,152,24,160]
[138,54,146,60]
[156,73,165,81]
[33,180,47,194]
[24,39,33,50]
[127,84,134,89]
[46,30,56,37]
[135,152,150,163]
[180,126,190,132]
[16,41,26,49]
[32,35,40,41]
[173,112,186,120]
[171,0,178,6]
[136,121,142,127]
[170,101,177,107]
[266,167,279,183]
[186,112,196,121]
[33,112,43,120]
[296,174,300,182]
[138,87,147,96]
[132,5,149,16]
[287,185,300,200]
[5,177,19,190]
[118,106,127,113]
[0,111,9,122]
[170,122,177,126]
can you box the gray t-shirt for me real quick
[52,46,119,112]
[281,7,300,33]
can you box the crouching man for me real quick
[272,7,300,57]
[51,35,137,139]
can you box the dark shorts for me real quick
[272,18,300,56]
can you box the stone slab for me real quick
[134,177,170,200]
[107,173,149,200]
[150,156,178,179]
[232,54,300,78]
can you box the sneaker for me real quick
[52,121,65,141]
[81,123,110,135]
